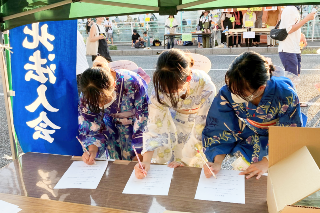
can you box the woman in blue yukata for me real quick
[134,49,217,179]
[78,56,149,165]
[202,51,303,180]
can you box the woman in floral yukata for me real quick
[202,51,303,180]
[78,56,149,165]
[134,49,217,179]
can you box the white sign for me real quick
[243,32,256,38]
[189,53,211,73]
[265,6,278,11]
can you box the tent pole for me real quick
[0,31,17,160]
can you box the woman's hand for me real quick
[134,162,150,179]
[239,157,268,179]
[98,35,105,40]
[168,161,184,168]
[82,145,98,165]
[204,162,221,178]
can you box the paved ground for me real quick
[111,40,320,49]
[1,53,320,168]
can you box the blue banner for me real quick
[10,20,83,156]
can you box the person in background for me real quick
[104,17,114,45]
[202,52,303,180]
[165,15,179,49]
[197,11,204,48]
[88,17,112,62]
[114,16,120,23]
[139,14,145,27]
[265,7,281,47]
[86,18,93,34]
[253,9,263,47]
[233,9,243,47]
[141,31,150,48]
[199,11,212,48]
[134,49,217,179]
[220,11,234,48]
[300,33,307,49]
[131,29,141,48]
[127,15,133,22]
[79,56,149,164]
[243,9,256,47]
[278,6,316,77]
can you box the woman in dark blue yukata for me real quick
[78,56,149,164]
[202,51,303,180]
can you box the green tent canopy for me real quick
[1,0,319,31]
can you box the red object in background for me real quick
[315,83,320,93]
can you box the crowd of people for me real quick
[77,6,316,181]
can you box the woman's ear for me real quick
[258,85,266,92]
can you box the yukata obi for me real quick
[78,69,149,160]
[203,76,304,164]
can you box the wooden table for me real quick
[0,193,138,213]
[163,33,212,49]
[0,152,268,213]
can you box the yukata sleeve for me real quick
[202,87,245,163]
[180,78,217,165]
[78,95,108,158]
[277,91,303,127]
[142,93,171,155]
[132,77,149,153]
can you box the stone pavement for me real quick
[109,41,320,56]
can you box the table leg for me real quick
[227,33,229,47]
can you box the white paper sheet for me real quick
[122,165,174,196]
[195,169,245,204]
[0,200,22,213]
[54,161,108,189]
[243,32,256,38]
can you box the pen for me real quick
[195,147,217,179]
[132,145,147,177]
[76,136,96,165]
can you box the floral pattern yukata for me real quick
[142,70,216,167]
[202,76,303,164]
[78,69,149,160]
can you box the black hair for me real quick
[153,49,191,108]
[143,31,147,34]
[80,67,114,113]
[168,15,175,18]
[225,51,273,99]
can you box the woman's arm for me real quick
[78,95,107,158]
[89,24,103,42]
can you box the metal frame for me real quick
[3,0,73,21]
[81,0,160,11]
[177,0,216,10]
[0,31,17,160]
